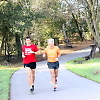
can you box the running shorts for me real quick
[47,61,59,69]
[24,62,36,69]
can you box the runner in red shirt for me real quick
[22,36,39,93]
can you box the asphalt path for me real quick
[10,47,100,100]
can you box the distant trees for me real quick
[61,0,100,58]
[0,0,33,60]
[0,0,99,61]
[76,0,100,58]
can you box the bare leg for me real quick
[54,69,59,83]
[54,69,59,77]
[31,69,35,85]
[49,69,56,87]
[25,67,35,88]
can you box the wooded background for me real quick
[0,0,100,62]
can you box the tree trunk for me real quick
[71,13,83,41]
[90,44,97,58]
[15,33,22,57]
[62,24,73,48]
[6,42,11,62]
[83,0,100,45]
[4,38,7,56]
[85,42,98,60]
[0,35,5,55]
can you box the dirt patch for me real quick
[60,40,92,55]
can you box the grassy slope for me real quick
[0,65,20,100]
[66,58,100,83]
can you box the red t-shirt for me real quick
[22,44,38,64]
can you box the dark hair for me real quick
[25,36,31,40]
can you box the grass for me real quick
[66,57,100,83]
[0,65,21,100]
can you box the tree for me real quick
[0,0,34,61]
[60,0,89,41]
[25,0,66,47]
[76,0,100,58]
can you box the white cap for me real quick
[47,38,54,43]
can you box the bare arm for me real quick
[43,53,46,57]
[55,55,60,61]
[57,53,61,58]
[55,48,61,61]
[22,52,26,58]
[29,50,40,55]
[34,50,41,55]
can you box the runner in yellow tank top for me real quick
[43,39,61,91]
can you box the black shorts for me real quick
[47,61,59,69]
[24,62,36,69]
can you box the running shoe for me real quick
[53,87,57,91]
[30,88,34,93]
[32,85,34,91]
[30,85,34,93]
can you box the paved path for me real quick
[10,47,100,100]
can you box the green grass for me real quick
[66,58,100,83]
[0,65,20,100]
